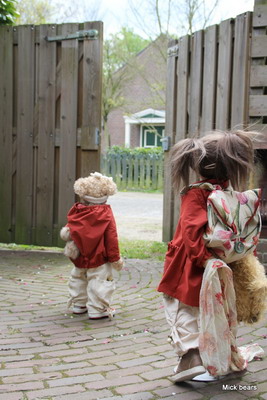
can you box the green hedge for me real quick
[106,145,163,158]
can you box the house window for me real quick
[141,126,165,147]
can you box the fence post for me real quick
[139,156,145,189]
[145,156,151,189]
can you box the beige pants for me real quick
[163,295,200,357]
[68,263,116,315]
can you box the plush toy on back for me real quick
[230,254,267,324]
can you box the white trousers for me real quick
[163,295,200,357]
[68,264,116,314]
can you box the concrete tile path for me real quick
[0,250,266,400]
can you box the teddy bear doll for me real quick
[230,253,267,324]
[60,172,123,319]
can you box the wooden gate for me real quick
[0,22,103,246]
[163,0,267,242]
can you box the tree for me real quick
[128,0,220,38]
[52,0,103,24]
[15,0,53,24]
[14,0,103,25]
[0,0,19,25]
[102,27,149,147]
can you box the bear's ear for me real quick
[90,171,102,179]
[60,226,71,241]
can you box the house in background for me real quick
[124,108,165,148]
[104,36,168,150]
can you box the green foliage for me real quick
[15,0,54,25]
[102,27,150,124]
[0,0,19,25]
[106,145,163,158]
[104,27,150,73]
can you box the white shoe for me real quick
[72,305,87,314]
[172,349,206,382]
[191,371,226,381]
[88,307,115,320]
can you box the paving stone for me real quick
[101,393,155,400]
[114,379,171,395]
[0,380,44,392]
[2,371,62,384]
[47,373,104,387]
[117,355,165,368]
[26,384,86,399]
[53,389,113,400]
[0,393,24,400]
[0,367,33,377]
[84,374,144,390]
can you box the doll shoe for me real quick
[191,371,226,381]
[173,349,206,382]
[88,307,115,320]
[72,305,87,314]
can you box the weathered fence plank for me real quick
[200,25,217,134]
[250,65,267,86]
[173,36,190,233]
[0,26,13,242]
[249,95,267,116]
[163,43,177,241]
[57,23,79,238]
[231,12,252,129]
[216,19,233,130]
[253,4,267,26]
[80,21,103,176]
[189,30,203,135]
[15,25,35,244]
[251,36,267,57]
[36,25,56,245]
[176,36,189,141]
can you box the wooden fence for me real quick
[163,1,267,242]
[101,153,164,191]
[0,22,103,246]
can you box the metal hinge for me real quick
[167,44,179,57]
[46,29,98,42]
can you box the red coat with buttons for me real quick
[158,183,218,307]
[66,203,120,269]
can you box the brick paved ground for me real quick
[0,249,266,400]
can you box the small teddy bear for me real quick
[230,253,267,324]
[60,172,123,271]
[60,172,123,319]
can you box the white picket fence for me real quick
[101,152,164,191]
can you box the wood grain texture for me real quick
[36,25,56,245]
[15,25,35,244]
[0,26,13,242]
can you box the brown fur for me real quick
[230,254,267,324]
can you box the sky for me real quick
[88,0,255,38]
[57,0,255,39]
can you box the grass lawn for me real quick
[0,240,167,261]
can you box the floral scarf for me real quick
[199,258,264,376]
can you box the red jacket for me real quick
[158,183,219,307]
[66,203,120,269]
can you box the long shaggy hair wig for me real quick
[170,130,257,192]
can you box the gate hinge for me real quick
[46,29,98,42]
